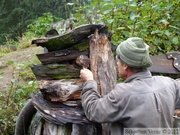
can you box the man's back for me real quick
[110,72,179,134]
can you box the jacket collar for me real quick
[124,69,152,83]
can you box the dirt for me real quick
[0,46,44,90]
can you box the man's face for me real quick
[116,56,127,80]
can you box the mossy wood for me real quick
[31,24,106,51]
[29,26,116,135]
[37,47,88,64]
[89,29,117,135]
[31,64,80,80]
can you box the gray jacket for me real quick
[81,70,180,135]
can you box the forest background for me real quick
[0,0,179,134]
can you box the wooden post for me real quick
[89,29,117,135]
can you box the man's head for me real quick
[116,37,152,79]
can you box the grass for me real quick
[0,60,39,134]
[0,34,42,135]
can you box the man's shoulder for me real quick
[152,75,174,82]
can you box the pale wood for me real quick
[71,124,100,135]
[32,120,101,135]
[38,79,83,102]
[43,122,71,135]
[89,29,117,95]
[34,121,43,135]
[89,29,117,135]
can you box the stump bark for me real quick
[89,29,117,135]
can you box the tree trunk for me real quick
[89,29,117,135]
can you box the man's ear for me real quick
[123,64,128,70]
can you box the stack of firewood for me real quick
[30,24,117,135]
[31,24,107,102]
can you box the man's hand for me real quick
[80,68,94,82]
[174,110,180,116]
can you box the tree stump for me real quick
[30,113,101,135]
[89,29,117,135]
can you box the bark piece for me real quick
[89,29,117,95]
[38,79,83,102]
[31,64,80,80]
[31,92,91,125]
[36,45,89,64]
[89,29,117,135]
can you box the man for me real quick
[80,37,180,135]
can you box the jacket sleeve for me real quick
[81,80,126,123]
[175,78,180,109]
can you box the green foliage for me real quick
[27,12,56,38]
[0,62,38,135]
[74,0,180,54]
[0,12,57,55]
[0,0,91,44]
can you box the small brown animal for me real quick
[76,55,90,69]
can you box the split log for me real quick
[36,41,117,65]
[37,47,88,64]
[31,93,102,135]
[31,93,87,125]
[38,79,83,102]
[89,29,117,135]
[31,24,106,51]
[31,64,80,80]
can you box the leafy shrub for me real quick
[0,62,38,135]
[27,12,57,38]
[74,0,180,54]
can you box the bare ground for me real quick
[0,46,44,90]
